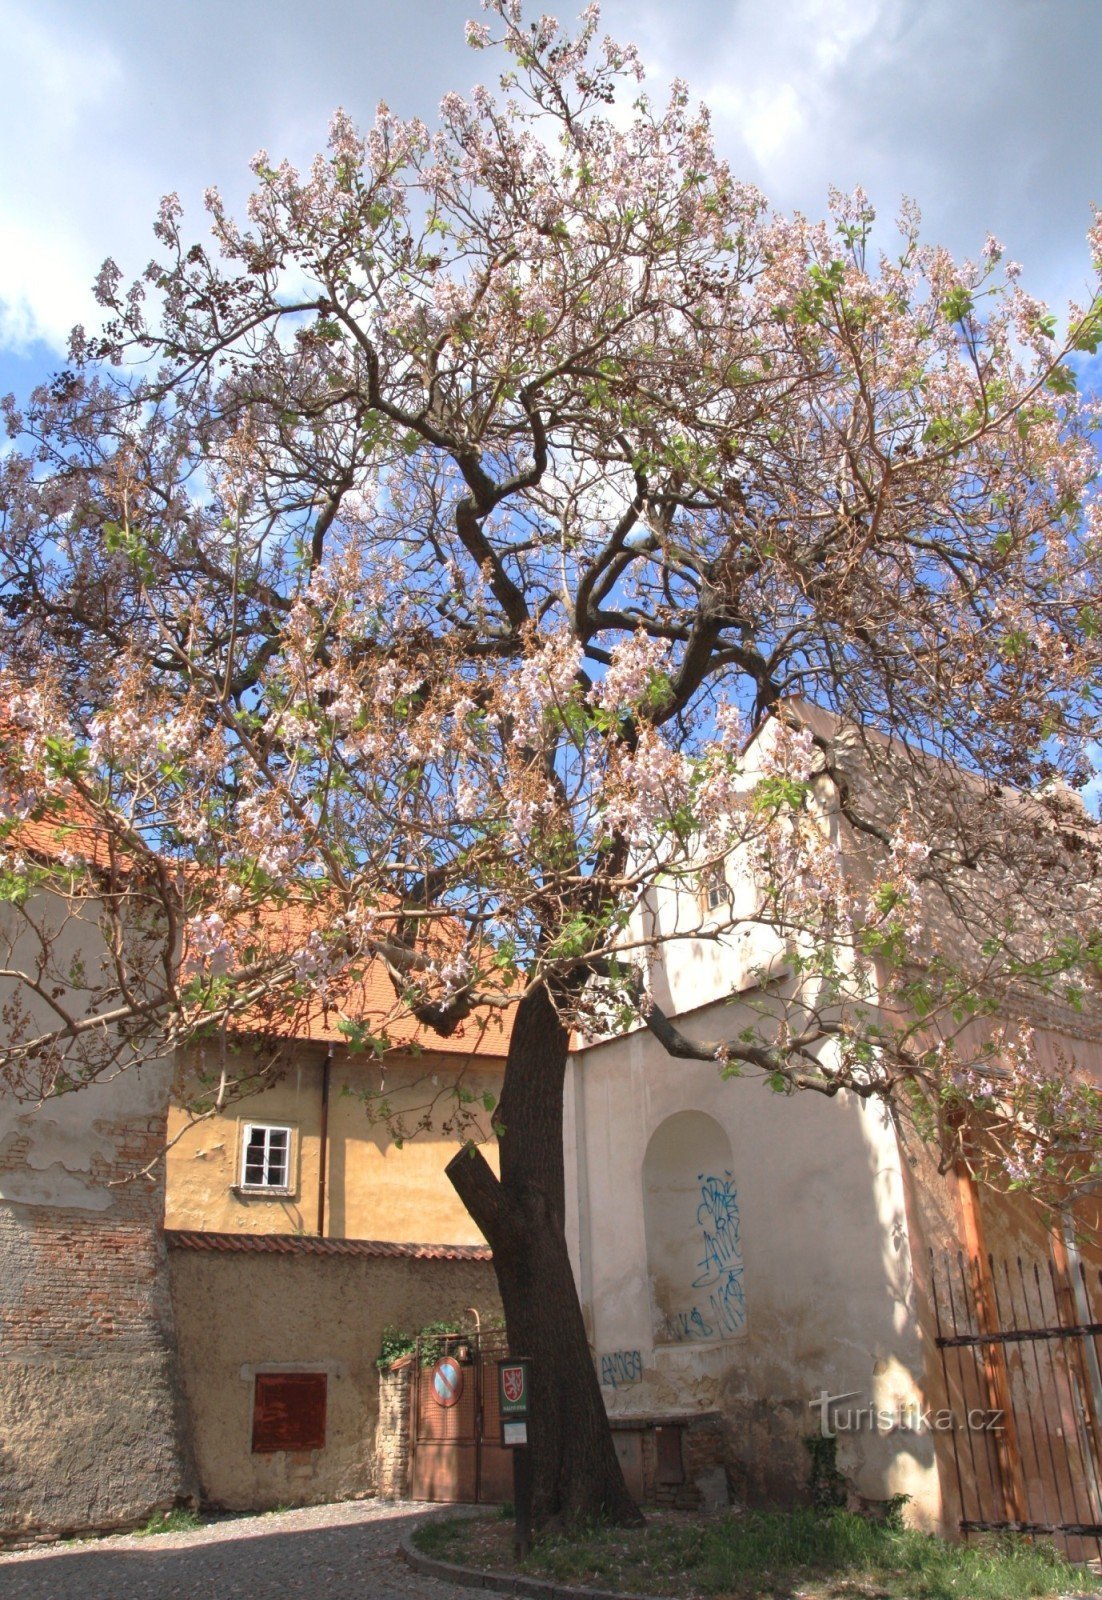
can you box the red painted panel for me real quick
[252,1372,327,1453]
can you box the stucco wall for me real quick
[0,900,194,1542]
[165,1048,502,1245]
[167,1241,500,1510]
[565,1000,942,1526]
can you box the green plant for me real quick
[882,1492,911,1531]
[135,1506,203,1537]
[416,1318,465,1365]
[414,1507,1098,1599]
[376,1314,471,1370]
[804,1434,848,1510]
[376,1324,417,1370]
[411,1516,472,1560]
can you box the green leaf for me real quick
[940,287,974,324]
[1070,308,1102,354]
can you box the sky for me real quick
[1,0,1100,403]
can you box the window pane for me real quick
[242,1125,291,1188]
[266,1128,288,1186]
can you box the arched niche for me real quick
[642,1110,747,1346]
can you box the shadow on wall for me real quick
[614,1032,941,1517]
[643,1111,746,1348]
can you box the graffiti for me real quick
[662,1171,746,1344]
[692,1170,746,1336]
[598,1348,643,1388]
[660,1307,714,1342]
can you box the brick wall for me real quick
[0,1100,195,1546]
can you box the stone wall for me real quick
[375,1357,414,1499]
[566,1014,944,1528]
[0,1068,195,1545]
[167,1234,500,1511]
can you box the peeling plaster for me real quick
[0,1159,114,1211]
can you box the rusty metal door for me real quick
[930,1248,1102,1561]
[410,1331,512,1504]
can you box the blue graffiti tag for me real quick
[598,1349,644,1388]
[692,1171,746,1336]
[660,1306,714,1341]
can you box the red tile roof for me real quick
[221,894,513,1057]
[1,728,513,1060]
[163,1228,491,1261]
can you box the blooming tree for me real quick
[2,1,1102,1523]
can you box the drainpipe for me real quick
[316,1047,332,1237]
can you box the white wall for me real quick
[565,996,942,1522]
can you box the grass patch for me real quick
[414,1506,1100,1599]
[134,1506,204,1537]
[413,1516,472,1560]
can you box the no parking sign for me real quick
[431,1354,464,1408]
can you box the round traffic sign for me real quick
[431,1354,464,1408]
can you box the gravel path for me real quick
[0,1499,465,1600]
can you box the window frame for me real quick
[699,863,733,917]
[236,1120,296,1196]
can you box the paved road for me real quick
[0,1500,464,1600]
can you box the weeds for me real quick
[414,1505,1098,1599]
[135,1506,204,1538]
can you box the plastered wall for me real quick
[0,906,194,1543]
[167,1243,500,1509]
[565,997,943,1526]
[165,1047,503,1244]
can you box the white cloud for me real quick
[1,0,1101,362]
[608,0,1102,311]
[706,79,807,172]
[0,3,124,350]
[0,213,98,352]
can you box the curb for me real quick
[399,1528,674,1600]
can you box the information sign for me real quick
[497,1358,530,1417]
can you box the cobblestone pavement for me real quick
[0,1499,466,1600]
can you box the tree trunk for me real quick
[446,981,642,1528]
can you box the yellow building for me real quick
[161,968,511,1510]
[165,954,510,1247]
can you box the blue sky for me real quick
[1,0,1100,406]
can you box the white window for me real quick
[239,1123,293,1192]
[700,863,732,914]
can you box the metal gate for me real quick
[930,1248,1102,1561]
[409,1330,514,1504]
